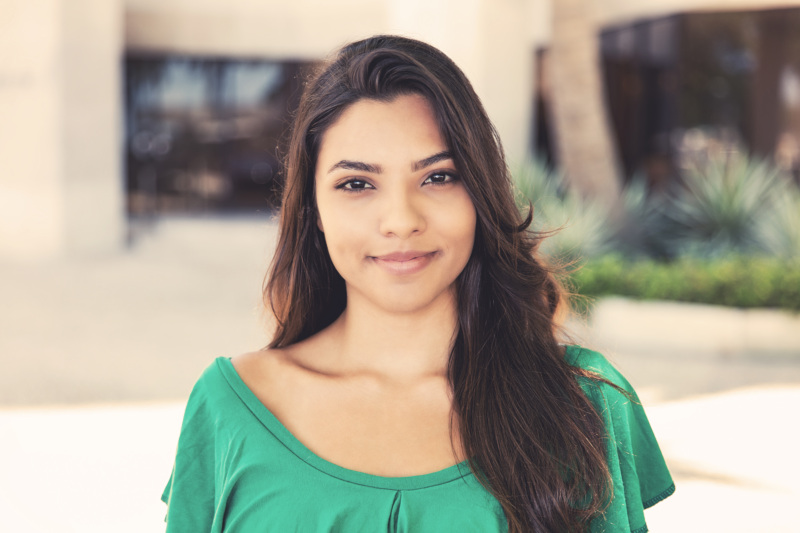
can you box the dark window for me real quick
[124,55,313,217]
[534,7,800,188]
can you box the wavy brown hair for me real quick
[264,35,611,532]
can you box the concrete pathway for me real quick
[1,216,798,532]
[643,386,800,533]
[0,216,278,406]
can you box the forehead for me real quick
[315,94,447,169]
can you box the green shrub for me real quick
[571,254,800,311]
[516,154,800,310]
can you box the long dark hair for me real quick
[264,35,611,532]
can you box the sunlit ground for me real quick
[644,387,800,532]
[1,217,799,532]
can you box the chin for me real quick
[372,287,456,316]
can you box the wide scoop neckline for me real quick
[216,356,474,491]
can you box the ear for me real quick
[316,212,324,232]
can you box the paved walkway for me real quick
[2,216,799,532]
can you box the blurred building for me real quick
[2,0,800,260]
[536,2,800,191]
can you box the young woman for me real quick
[161,35,674,532]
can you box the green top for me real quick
[161,346,674,532]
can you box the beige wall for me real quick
[124,0,386,59]
[0,0,122,261]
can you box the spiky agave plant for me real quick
[513,159,613,264]
[757,183,800,261]
[659,151,790,258]
[611,173,672,259]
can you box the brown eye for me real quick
[337,179,374,191]
[424,172,457,185]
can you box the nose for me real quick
[378,189,426,239]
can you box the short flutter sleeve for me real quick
[161,365,219,532]
[566,346,675,533]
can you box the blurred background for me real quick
[1,0,799,531]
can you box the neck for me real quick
[327,291,458,384]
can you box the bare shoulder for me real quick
[231,348,291,386]
[229,341,338,431]
[231,338,327,378]
[230,349,277,375]
[228,349,294,412]
[231,339,328,391]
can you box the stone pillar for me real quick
[61,0,123,257]
[0,0,122,261]
[0,0,63,260]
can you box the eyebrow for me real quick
[327,160,382,174]
[412,150,453,172]
[326,150,453,175]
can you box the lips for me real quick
[374,251,433,262]
[369,250,437,275]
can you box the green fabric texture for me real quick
[162,345,674,532]
[567,347,675,532]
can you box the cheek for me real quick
[445,197,477,252]
[318,207,369,266]
[458,222,477,263]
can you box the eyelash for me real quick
[335,179,374,193]
[335,171,459,194]
[423,171,459,186]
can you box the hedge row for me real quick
[569,255,800,311]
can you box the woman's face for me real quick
[314,93,477,315]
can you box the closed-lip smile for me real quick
[373,251,434,262]
[369,250,437,274]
